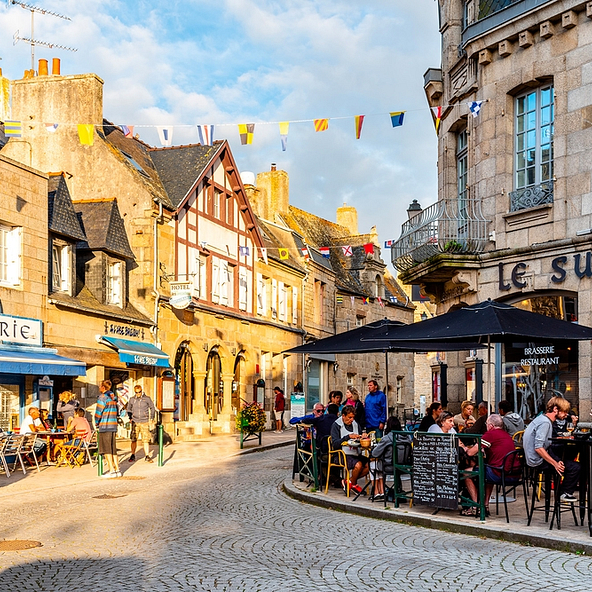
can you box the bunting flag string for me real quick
[239,123,255,145]
[4,120,22,137]
[77,124,94,146]
[197,124,215,145]
[259,247,268,265]
[342,245,352,257]
[431,106,442,133]
[314,118,329,132]
[320,247,330,258]
[278,248,289,260]
[239,246,250,257]
[121,125,134,138]
[157,126,173,146]
[45,123,59,133]
[384,239,394,248]
[354,115,364,140]
[390,111,405,128]
[279,121,289,151]
[468,101,484,118]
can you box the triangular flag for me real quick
[354,115,364,140]
[259,247,268,265]
[197,124,214,146]
[301,247,310,260]
[378,296,384,307]
[278,248,289,260]
[468,101,484,118]
[314,119,329,132]
[279,121,289,151]
[320,247,330,258]
[121,125,134,138]
[431,106,442,133]
[362,297,369,305]
[239,246,250,257]
[350,296,355,306]
[342,245,352,257]
[4,120,22,137]
[45,123,58,133]
[77,124,94,146]
[200,241,208,250]
[239,123,255,145]
[363,243,374,255]
[157,126,173,146]
[390,111,405,127]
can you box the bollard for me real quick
[98,454,103,476]
[158,424,163,467]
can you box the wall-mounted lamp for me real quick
[421,312,428,321]
[305,359,312,372]
[333,362,340,373]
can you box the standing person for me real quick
[127,385,157,463]
[523,396,580,502]
[94,380,121,478]
[273,386,285,433]
[345,387,365,428]
[418,402,442,432]
[57,391,80,429]
[328,391,344,413]
[498,400,525,436]
[364,381,387,437]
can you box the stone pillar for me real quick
[218,373,236,433]
[190,370,208,437]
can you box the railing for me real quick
[509,180,553,212]
[478,0,521,20]
[391,198,490,272]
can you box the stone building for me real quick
[246,166,416,416]
[392,0,592,419]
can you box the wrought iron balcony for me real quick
[509,180,553,212]
[391,198,490,272]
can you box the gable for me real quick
[48,174,87,241]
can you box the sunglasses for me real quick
[314,408,325,413]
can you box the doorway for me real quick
[205,349,223,420]
[175,343,194,422]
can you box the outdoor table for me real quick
[550,435,592,536]
[36,431,74,464]
[347,440,375,501]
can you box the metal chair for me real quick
[16,434,41,474]
[80,431,98,466]
[0,434,12,477]
[325,436,350,496]
[512,430,524,446]
[388,438,413,508]
[55,438,85,468]
[487,448,528,523]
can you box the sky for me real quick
[0,0,441,263]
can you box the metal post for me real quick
[158,424,164,467]
[478,437,486,520]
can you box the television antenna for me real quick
[8,1,77,71]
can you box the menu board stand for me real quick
[413,433,459,510]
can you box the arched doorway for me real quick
[175,342,194,422]
[205,348,223,420]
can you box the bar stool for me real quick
[526,464,578,530]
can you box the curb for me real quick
[234,439,295,456]
[283,479,592,555]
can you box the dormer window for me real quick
[51,240,72,293]
[107,260,123,305]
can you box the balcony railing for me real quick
[509,180,553,212]
[391,198,490,272]
[478,0,521,20]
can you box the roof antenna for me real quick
[9,1,77,72]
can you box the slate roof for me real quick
[256,217,306,275]
[48,174,87,241]
[149,142,222,209]
[100,121,173,209]
[73,199,134,259]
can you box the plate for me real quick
[347,440,360,447]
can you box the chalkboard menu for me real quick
[412,433,459,510]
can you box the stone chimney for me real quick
[255,164,289,221]
[336,203,358,235]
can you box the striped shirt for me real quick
[94,391,118,433]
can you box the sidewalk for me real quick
[284,475,592,555]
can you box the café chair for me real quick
[16,434,41,474]
[512,430,524,447]
[325,436,350,497]
[0,434,13,477]
[487,449,528,523]
[80,431,99,466]
[55,438,85,468]
[386,439,413,508]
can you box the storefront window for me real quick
[0,383,21,430]
[503,295,578,420]
[306,359,321,412]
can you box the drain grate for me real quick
[0,540,43,551]
[93,493,128,499]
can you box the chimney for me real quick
[52,58,61,75]
[336,203,358,235]
[38,59,48,76]
[255,167,289,221]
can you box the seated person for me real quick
[19,407,47,458]
[307,403,339,454]
[466,402,489,435]
[54,409,92,462]
[498,400,524,437]
[551,407,579,461]
[453,401,475,430]
[39,409,52,431]
[370,416,411,501]
[427,411,457,434]
[463,414,520,516]
[330,404,369,494]
[289,403,324,425]
[418,402,442,432]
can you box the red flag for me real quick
[363,243,374,255]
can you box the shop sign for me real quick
[132,354,159,366]
[104,322,144,339]
[520,345,560,367]
[169,281,193,310]
[0,313,42,347]
[38,376,53,387]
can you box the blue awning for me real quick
[0,347,87,376]
[99,336,170,368]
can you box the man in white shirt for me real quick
[20,407,44,434]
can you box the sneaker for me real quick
[128,455,136,463]
[145,456,154,463]
[373,493,385,501]
[351,484,363,495]
[100,472,116,479]
[560,492,577,503]
[114,471,122,478]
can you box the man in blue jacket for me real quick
[364,380,387,437]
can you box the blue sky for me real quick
[0,0,441,262]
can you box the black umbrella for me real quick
[363,300,592,344]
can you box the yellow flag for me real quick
[279,248,289,260]
[77,124,94,146]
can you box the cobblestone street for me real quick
[1,445,591,591]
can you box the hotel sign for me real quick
[0,314,43,347]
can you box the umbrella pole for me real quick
[385,350,389,413]
[487,336,491,405]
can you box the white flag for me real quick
[157,126,173,147]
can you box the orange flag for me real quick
[314,119,329,132]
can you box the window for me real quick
[199,254,207,299]
[213,189,221,219]
[107,261,123,305]
[257,274,267,315]
[314,280,325,324]
[0,225,21,287]
[238,268,248,311]
[271,279,278,319]
[51,241,72,293]
[515,85,554,190]
[211,258,233,306]
[347,373,355,386]
[396,377,403,404]
[356,315,365,327]
[375,274,383,299]
[292,286,298,324]
[278,281,287,321]
[457,129,468,218]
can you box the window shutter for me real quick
[278,281,286,321]
[212,259,220,303]
[239,268,248,311]
[256,273,264,314]
[292,286,298,324]
[199,255,207,299]
[271,279,278,319]
[191,254,200,298]
[7,227,21,286]
[52,244,61,291]
[61,245,71,292]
